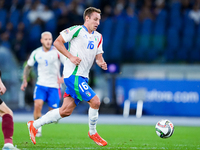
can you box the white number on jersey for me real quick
[79,82,89,92]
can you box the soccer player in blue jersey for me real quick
[27,7,108,146]
[0,70,20,150]
[21,31,65,137]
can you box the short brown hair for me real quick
[83,7,101,21]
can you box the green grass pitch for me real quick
[1,123,200,150]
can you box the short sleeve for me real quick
[60,26,81,43]
[27,51,36,66]
[97,34,104,54]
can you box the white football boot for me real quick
[2,143,20,150]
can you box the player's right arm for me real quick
[53,35,81,66]
[21,65,32,91]
[21,50,36,91]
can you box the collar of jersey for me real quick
[42,46,53,52]
[82,25,94,34]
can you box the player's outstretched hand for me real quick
[21,80,28,91]
[70,56,81,66]
[99,62,107,70]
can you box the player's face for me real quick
[87,12,101,32]
[41,34,52,50]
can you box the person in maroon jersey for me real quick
[0,70,20,150]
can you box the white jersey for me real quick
[60,25,103,78]
[27,46,66,88]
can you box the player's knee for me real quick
[34,103,42,111]
[8,109,13,116]
[0,102,13,117]
[95,100,100,108]
[60,109,73,117]
[90,99,100,109]
[3,109,13,117]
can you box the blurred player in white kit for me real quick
[21,31,65,137]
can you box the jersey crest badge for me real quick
[64,29,69,34]
[86,91,91,97]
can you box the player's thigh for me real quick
[64,75,96,105]
[59,96,76,117]
[0,101,13,117]
[76,79,96,105]
[47,88,60,109]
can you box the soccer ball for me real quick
[155,119,174,138]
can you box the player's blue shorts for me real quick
[33,84,60,108]
[64,75,96,105]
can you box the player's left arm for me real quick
[0,71,6,95]
[96,53,107,70]
[57,76,64,84]
[95,34,107,70]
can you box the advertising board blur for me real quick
[116,78,200,116]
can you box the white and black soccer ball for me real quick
[155,119,174,138]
